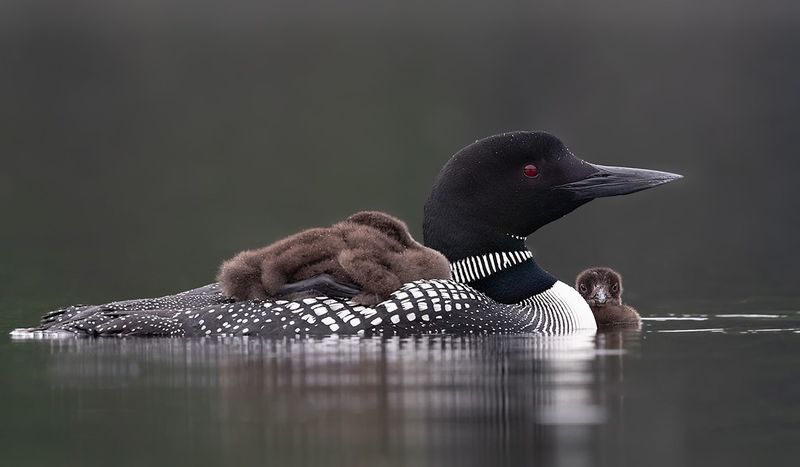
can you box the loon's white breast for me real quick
[520,281,597,332]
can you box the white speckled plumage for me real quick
[14,279,596,338]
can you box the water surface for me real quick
[2,302,797,467]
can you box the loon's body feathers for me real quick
[23,279,594,337]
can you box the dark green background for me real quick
[2,0,798,313]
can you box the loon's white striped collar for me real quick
[450,250,534,283]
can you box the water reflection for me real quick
[34,331,638,467]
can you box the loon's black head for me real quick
[423,131,682,260]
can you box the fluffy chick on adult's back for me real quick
[217,211,452,306]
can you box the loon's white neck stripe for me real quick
[450,250,534,283]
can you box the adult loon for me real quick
[13,131,680,338]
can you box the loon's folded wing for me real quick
[29,283,231,333]
[276,274,361,300]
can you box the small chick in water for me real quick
[575,267,641,328]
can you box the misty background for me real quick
[2,0,799,317]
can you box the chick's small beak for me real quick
[592,287,609,305]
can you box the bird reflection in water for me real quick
[36,331,641,467]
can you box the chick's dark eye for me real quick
[579,284,587,293]
[611,283,619,292]
[523,164,539,178]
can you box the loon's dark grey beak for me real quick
[555,163,683,200]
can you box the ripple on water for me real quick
[644,312,800,335]
[715,314,787,319]
[641,316,708,321]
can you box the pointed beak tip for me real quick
[657,171,684,184]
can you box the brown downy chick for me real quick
[575,267,641,328]
[217,211,452,306]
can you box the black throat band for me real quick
[450,251,558,304]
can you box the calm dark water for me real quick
[1,301,798,467]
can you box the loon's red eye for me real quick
[523,164,539,178]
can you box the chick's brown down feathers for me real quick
[217,211,452,305]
